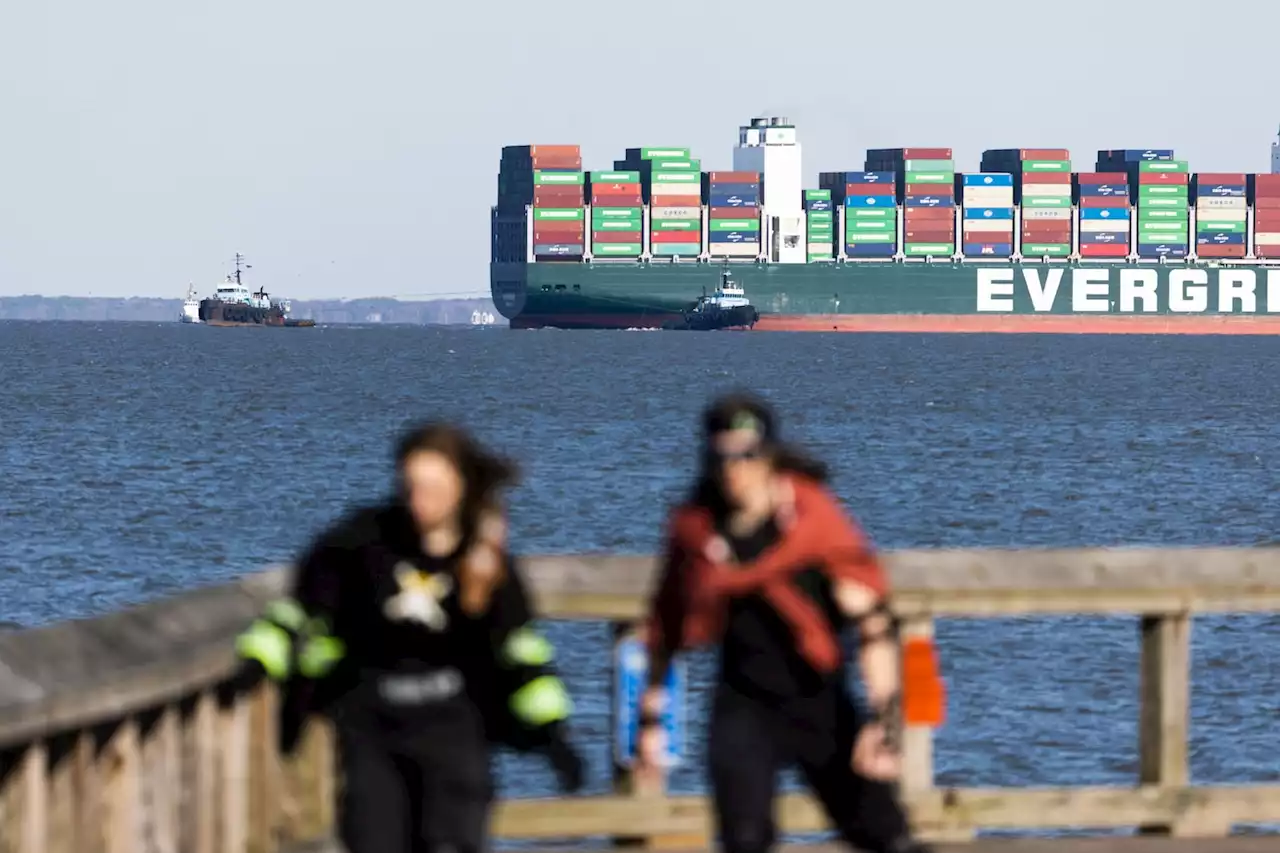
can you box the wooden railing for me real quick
[2,549,1280,852]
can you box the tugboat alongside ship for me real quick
[188,254,314,327]
[662,268,759,331]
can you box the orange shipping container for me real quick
[592,230,641,243]
[650,230,701,244]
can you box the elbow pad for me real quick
[235,598,346,682]
[498,627,572,728]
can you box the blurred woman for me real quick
[636,393,933,853]
[237,422,583,853]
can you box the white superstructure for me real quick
[179,283,201,323]
[733,117,805,264]
[1271,125,1280,173]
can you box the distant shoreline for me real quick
[0,296,497,326]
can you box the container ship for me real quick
[490,118,1280,334]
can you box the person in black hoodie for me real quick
[236,422,584,853]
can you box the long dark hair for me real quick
[393,421,518,543]
[689,392,828,519]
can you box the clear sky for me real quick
[1,0,1273,300]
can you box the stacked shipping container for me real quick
[1192,173,1247,259]
[818,171,898,258]
[1075,173,1130,259]
[804,189,834,260]
[867,148,955,258]
[587,171,643,258]
[616,148,703,258]
[705,171,762,257]
[497,145,586,260]
[959,174,1014,258]
[981,149,1073,258]
[1253,175,1280,258]
[1096,150,1184,259]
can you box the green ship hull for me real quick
[491,260,1280,333]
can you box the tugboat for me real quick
[179,283,202,324]
[663,267,759,331]
[198,253,315,327]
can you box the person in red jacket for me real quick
[635,393,933,853]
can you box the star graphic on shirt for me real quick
[383,562,453,631]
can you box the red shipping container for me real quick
[592,230,641,243]
[1195,173,1247,183]
[591,182,641,195]
[1255,188,1280,200]
[529,156,582,170]
[524,145,580,157]
[533,186,584,205]
[1019,149,1070,160]
[1019,172,1071,185]
[1079,245,1129,258]
[708,171,760,182]
[1257,247,1280,258]
[1076,172,1127,184]
[1196,244,1246,259]
[1079,196,1131,208]
[845,182,896,194]
[905,183,950,195]
[658,195,702,207]
[1254,219,1280,232]
[1138,171,1189,185]
[1255,198,1280,209]
[904,208,952,220]
[1022,221,1071,233]
[899,148,952,159]
[904,230,955,242]
[532,198,583,210]
[533,225,585,241]
[591,193,643,207]
[650,230,701,244]
[709,207,755,219]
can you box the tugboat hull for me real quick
[663,304,759,331]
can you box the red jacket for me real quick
[645,474,888,675]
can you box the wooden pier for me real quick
[2,548,1280,852]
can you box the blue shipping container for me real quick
[845,195,896,208]
[1196,184,1247,197]
[1078,184,1130,198]
[1196,232,1246,245]
[805,199,833,212]
[963,173,1014,187]
[963,243,1013,257]
[845,171,895,184]
[845,243,897,257]
[707,231,759,244]
[708,195,758,209]
[533,243,585,256]
[904,194,954,208]
[1080,207,1130,220]
[962,207,1014,220]
[1097,149,1175,162]
[1137,243,1188,258]
[1079,232,1129,245]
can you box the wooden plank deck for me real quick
[286,838,1280,853]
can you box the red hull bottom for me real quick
[515,312,1280,334]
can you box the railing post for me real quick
[1138,611,1226,837]
[898,616,935,798]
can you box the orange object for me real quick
[901,636,946,727]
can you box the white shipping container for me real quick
[1255,233,1280,243]
[1022,208,1072,220]
[1079,221,1129,233]
[708,243,759,256]
[807,241,834,251]
[960,219,1014,233]
[1195,209,1247,222]
[1196,197,1247,209]
[1021,184,1072,197]
[651,184,699,197]
[650,206,700,219]
[963,189,1015,206]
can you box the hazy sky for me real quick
[2,0,1273,300]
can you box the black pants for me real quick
[336,716,494,853]
[708,685,914,853]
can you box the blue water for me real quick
[3,320,1279,838]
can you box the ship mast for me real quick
[233,252,251,287]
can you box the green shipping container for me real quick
[1197,220,1246,233]
[1139,197,1186,208]
[1022,244,1071,256]
[650,172,700,184]
[533,171,585,185]
[1138,160,1190,173]
[847,208,895,220]
[807,210,833,223]
[592,207,640,218]
[1020,160,1072,172]
[652,243,700,257]
[534,208,585,221]
[847,220,894,231]
[1138,185,1189,197]
[807,222,833,234]
[709,219,760,231]
[904,171,952,184]
[639,148,691,160]
[643,159,700,171]
[591,243,642,256]
[903,159,955,171]
[590,171,640,182]
[904,243,954,255]
[847,232,896,243]
[1020,196,1072,208]
[594,219,641,231]
[650,219,699,231]
[805,189,832,200]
